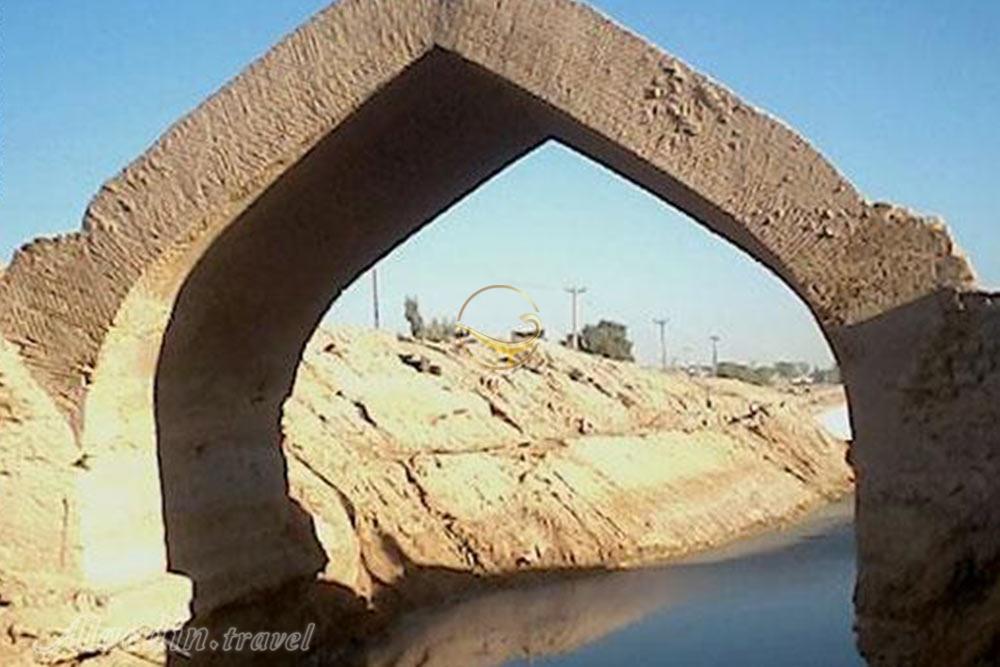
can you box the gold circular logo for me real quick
[456,285,543,372]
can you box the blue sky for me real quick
[3,1,997,367]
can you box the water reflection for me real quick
[339,500,861,666]
[819,404,853,441]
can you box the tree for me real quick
[578,320,634,361]
[716,362,772,386]
[423,317,456,342]
[404,296,425,338]
[811,365,841,384]
[404,296,455,342]
[773,361,811,380]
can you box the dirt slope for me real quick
[0,325,851,664]
[283,327,852,602]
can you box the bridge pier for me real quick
[837,290,1000,666]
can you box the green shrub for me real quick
[579,320,634,361]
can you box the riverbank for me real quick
[155,328,854,664]
[329,497,859,666]
[280,327,853,606]
[0,326,853,665]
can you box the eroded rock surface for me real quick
[282,327,852,604]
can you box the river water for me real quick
[345,405,862,666]
[503,499,862,667]
[818,403,853,441]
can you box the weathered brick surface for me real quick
[0,0,973,423]
[834,292,1000,666]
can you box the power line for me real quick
[710,335,721,376]
[372,268,380,329]
[653,318,669,371]
[565,286,587,350]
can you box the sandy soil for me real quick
[0,326,853,665]
[282,327,853,605]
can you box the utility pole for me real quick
[710,335,721,376]
[653,318,668,371]
[372,267,381,330]
[565,286,587,350]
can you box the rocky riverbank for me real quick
[282,327,852,605]
[0,326,852,665]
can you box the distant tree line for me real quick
[399,297,838,384]
[717,360,840,386]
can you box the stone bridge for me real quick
[0,0,996,664]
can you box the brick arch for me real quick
[0,1,993,664]
[0,0,973,421]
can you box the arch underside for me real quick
[155,46,821,610]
